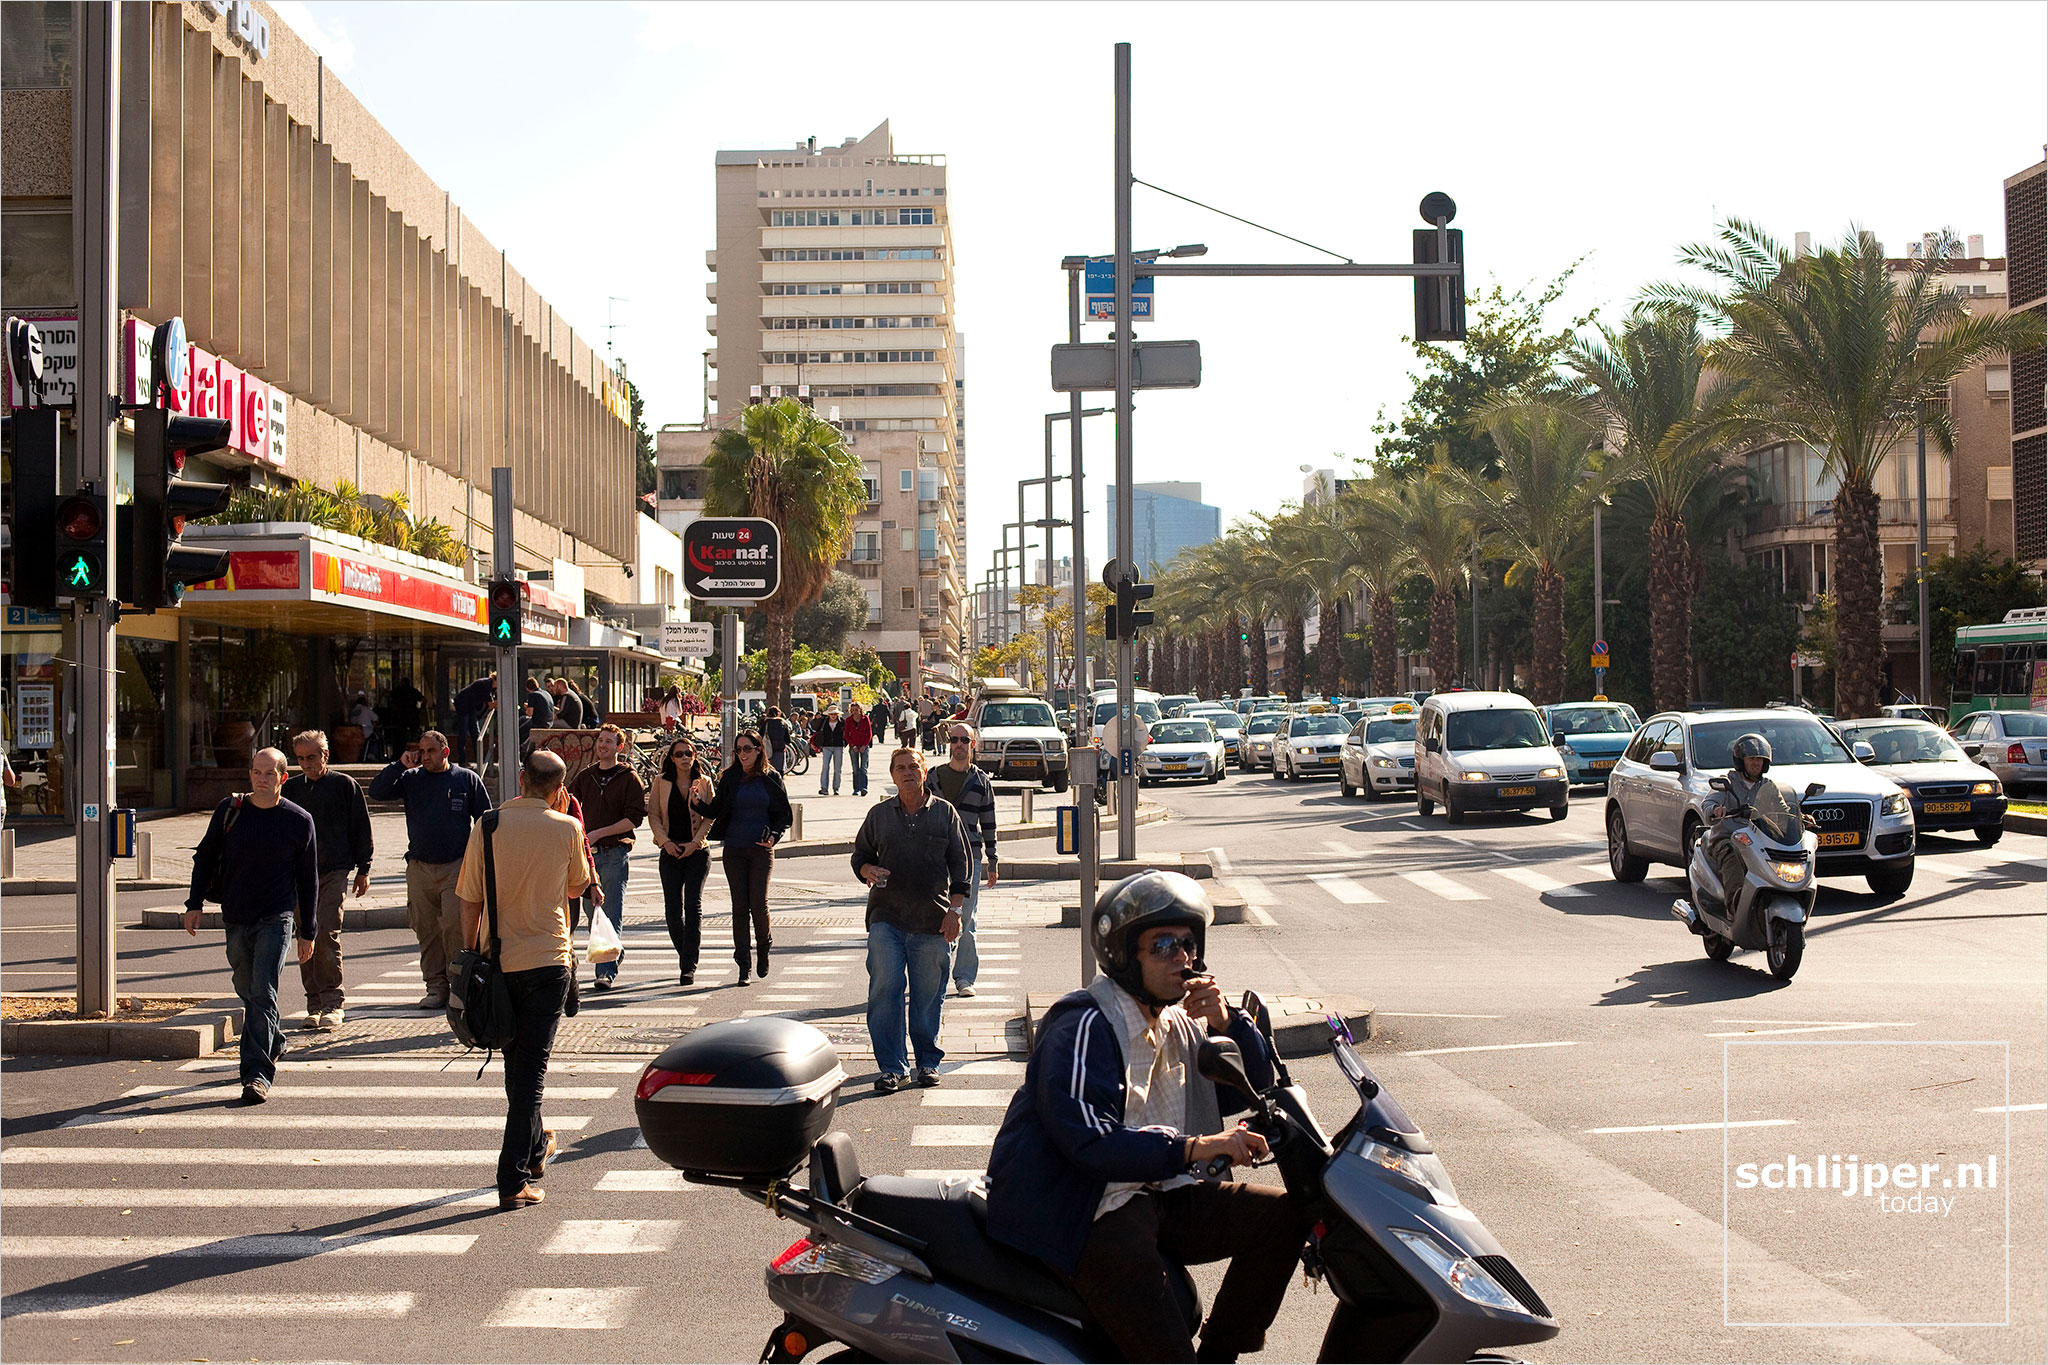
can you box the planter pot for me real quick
[332,724,366,763]
[212,720,256,770]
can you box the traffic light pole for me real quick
[1067,269,1099,984]
[491,467,520,803]
[1112,42,1138,863]
[72,4,121,1018]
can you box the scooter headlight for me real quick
[1356,1138,1462,1207]
[1390,1227,1525,1314]
[1770,860,1807,885]
[1881,793,1911,817]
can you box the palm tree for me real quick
[1569,305,1740,712]
[1275,502,1358,698]
[1332,481,1411,695]
[1389,469,1473,692]
[1650,222,2044,716]
[1239,517,1315,700]
[703,398,869,707]
[1450,401,1609,704]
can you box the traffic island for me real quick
[1,994,245,1059]
[1024,990,1372,1058]
[2002,807,2045,836]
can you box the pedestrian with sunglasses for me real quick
[648,734,715,986]
[693,729,793,986]
[929,723,999,997]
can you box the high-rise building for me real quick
[1105,482,1222,577]
[698,123,966,692]
[2006,161,2045,568]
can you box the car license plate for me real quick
[1922,800,1971,814]
[1590,759,1616,770]
[1498,785,1535,798]
[1013,758,1038,769]
[1165,763,1188,771]
[1320,756,1340,765]
[1816,831,1862,848]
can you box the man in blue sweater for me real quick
[986,871,1306,1362]
[369,730,492,1009]
[185,748,319,1104]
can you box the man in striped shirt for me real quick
[927,722,999,997]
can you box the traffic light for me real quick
[1108,577,1155,639]
[126,407,232,610]
[487,577,524,645]
[1413,226,1467,342]
[4,406,62,610]
[54,487,108,600]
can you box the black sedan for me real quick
[1836,718,2008,845]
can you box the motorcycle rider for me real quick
[986,871,1308,1363]
[1701,732,1806,911]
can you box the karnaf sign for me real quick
[682,518,782,604]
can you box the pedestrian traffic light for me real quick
[4,406,62,610]
[126,407,232,609]
[488,577,523,645]
[1109,578,1155,639]
[54,487,108,600]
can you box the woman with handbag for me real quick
[692,728,793,987]
[648,733,715,987]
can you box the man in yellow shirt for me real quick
[457,748,593,1210]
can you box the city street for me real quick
[3,772,2041,1362]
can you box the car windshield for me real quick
[978,701,1055,729]
[1246,715,1285,735]
[1291,715,1349,737]
[1365,718,1418,744]
[1445,709,1549,750]
[2002,713,2046,738]
[1845,723,1965,764]
[1690,718,1852,767]
[1547,706,1636,736]
[1093,700,1162,725]
[1153,721,1214,744]
[1191,710,1238,729]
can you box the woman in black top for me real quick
[692,729,794,985]
[648,734,715,987]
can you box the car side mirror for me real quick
[1424,736,1441,754]
[1196,1036,1257,1099]
[1963,743,1983,759]
[1649,751,1681,772]
[1853,741,1876,763]
[1708,775,1732,792]
[1803,782,1826,800]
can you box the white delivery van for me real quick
[1414,691,1570,823]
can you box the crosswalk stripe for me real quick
[1,1188,497,1208]
[559,1006,699,1017]
[1309,873,1383,904]
[1579,864,1612,877]
[919,1091,1009,1108]
[540,1220,683,1254]
[940,1059,1024,1076]
[1398,870,1488,901]
[120,1084,617,1101]
[0,1234,475,1258]
[904,1169,983,1180]
[0,1291,416,1319]
[178,1059,646,1073]
[593,1171,702,1192]
[2,1147,498,1166]
[485,1286,643,1329]
[1490,867,1593,898]
[61,1114,593,1132]
[976,968,1021,976]
[1232,876,1275,907]
[912,1124,998,1145]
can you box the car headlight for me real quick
[1770,860,1807,884]
[1538,766,1563,779]
[1882,793,1911,816]
[1462,771,1490,782]
[1372,757,1399,769]
[1972,780,2001,796]
[1389,1227,1525,1315]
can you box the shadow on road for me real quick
[1595,957,1795,1008]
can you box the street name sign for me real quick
[1083,258,1154,320]
[682,518,782,604]
[662,620,715,658]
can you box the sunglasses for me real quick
[1143,934,1200,961]
[948,736,973,744]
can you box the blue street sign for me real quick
[7,607,63,626]
[1084,258,1154,321]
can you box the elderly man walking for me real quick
[184,748,318,1104]
[283,731,374,1031]
[369,730,493,1009]
[456,748,593,1210]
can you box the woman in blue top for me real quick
[693,729,794,986]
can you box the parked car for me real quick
[1836,718,2006,845]
[1138,718,1227,785]
[1414,691,1569,822]
[1539,701,1642,787]
[1340,711,1419,799]
[1186,706,1245,763]
[1274,711,1352,780]
[1949,709,2047,793]
[1240,712,1287,770]
[966,692,1071,791]
[1604,708,1916,897]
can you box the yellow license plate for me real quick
[1816,830,1862,848]
[1012,758,1038,768]
[1320,756,1340,764]
[1165,763,1188,771]
[1498,785,1535,798]
[1922,800,1971,814]
[1589,759,1617,770]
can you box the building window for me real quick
[851,531,880,561]
[867,589,883,624]
[0,202,73,307]
[900,469,914,493]
[916,471,939,502]
[660,469,687,499]
[900,529,915,552]
[901,588,916,610]
[2,1,73,89]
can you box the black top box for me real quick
[635,1017,845,1181]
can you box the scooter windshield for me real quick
[1747,783,1803,846]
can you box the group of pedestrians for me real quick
[804,701,882,797]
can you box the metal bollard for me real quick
[1,828,13,880]
[135,830,152,880]
[792,803,804,842]
[1020,788,1034,824]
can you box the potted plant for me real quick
[213,630,298,768]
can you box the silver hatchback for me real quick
[1951,710,2047,794]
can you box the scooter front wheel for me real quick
[1702,930,1734,962]
[1766,918,1803,979]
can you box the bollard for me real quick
[135,830,152,880]
[1020,788,1034,824]
[792,803,804,842]
[1,828,13,879]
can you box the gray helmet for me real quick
[1730,732,1773,774]
[1092,871,1212,1005]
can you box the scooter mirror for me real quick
[1197,1037,1257,1098]
[1708,776,1732,793]
[1803,782,1826,800]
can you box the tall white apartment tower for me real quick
[705,121,966,691]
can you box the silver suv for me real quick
[1605,709,1917,897]
[966,694,1070,791]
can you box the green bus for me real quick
[1949,607,2048,723]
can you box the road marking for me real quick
[1579,864,1612,877]
[540,1220,683,1255]
[937,1007,1019,1017]
[1323,839,1364,856]
[177,1058,646,1073]
[1975,1104,2045,1113]
[1376,1012,1504,1020]
[976,968,1021,976]
[1309,873,1383,904]
[2,1147,499,1166]
[942,1059,1025,1076]
[1398,821,1421,830]
[783,966,849,974]
[1397,870,1487,901]
[61,1114,592,1132]
[1,1188,497,1208]
[911,1124,999,1145]
[485,1286,642,1329]
[562,1006,700,1018]
[1584,1119,1798,1134]
[1402,1041,1578,1057]
[0,1234,475,1258]
[1233,876,1275,907]
[1490,867,1592,897]
[1244,906,1278,926]
[905,1169,983,1180]
[119,1084,617,1101]
[593,1171,702,1192]
[919,1091,1010,1108]
[0,1291,416,1320]
[1705,1022,1915,1038]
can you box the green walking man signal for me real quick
[54,491,108,600]
[488,577,524,645]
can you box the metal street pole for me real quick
[1915,416,1931,705]
[72,2,121,1017]
[491,467,520,803]
[1470,544,1481,688]
[720,608,740,772]
[1066,270,1099,983]
[1592,502,1605,697]
[1112,41,1137,861]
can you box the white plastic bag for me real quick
[585,907,623,964]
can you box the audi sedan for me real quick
[1836,718,2006,845]
[1137,719,1227,785]
[1605,708,1917,897]
[1273,712,1352,780]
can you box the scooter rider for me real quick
[986,871,1309,1363]
[1703,733,1806,905]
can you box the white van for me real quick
[1414,691,1570,823]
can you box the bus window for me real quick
[1973,644,2006,697]
[1952,649,1976,694]
[2004,644,2039,697]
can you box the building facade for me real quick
[2007,161,2045,569]
[1,0,661,813]
[698,120,966,693]
[1105,481,1222,578]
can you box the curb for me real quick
[2,996,245,1060]
[3,877,186,898]
[1060,877,1242,927]
[1023,991,1373,1058]
[2002,811,2045,836]
[136,905,411,931]
[774,801,1168,861]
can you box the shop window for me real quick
[2,2,73,89]
[1,203,73,308]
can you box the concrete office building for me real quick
[699,120,966,693]
[1105,481,1222,578]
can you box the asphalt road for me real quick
[2,773,2041,1363]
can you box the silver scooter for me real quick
[1670,777,1824,980]
[729,997,1559,1364]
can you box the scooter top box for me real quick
[635,1017,845,1181]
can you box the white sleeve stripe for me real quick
[1069,1009,1109,1135]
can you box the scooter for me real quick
[726,996,1559,1363]
[1670,777,1823,981]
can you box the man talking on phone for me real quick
[986,871,1308,1363]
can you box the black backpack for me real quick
[446,810,517,1058]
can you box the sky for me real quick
[284,0,2046,587]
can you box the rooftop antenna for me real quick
[606,296,629,362]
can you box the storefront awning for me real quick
[179,524,488,636]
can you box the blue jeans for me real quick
[818,746,845,794]
[224,915,292,1086]
[952,850,982,988]
[591,844,630,982]
[851,746,871,795]
[866,920,950,1077]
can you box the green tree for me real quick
[791,571,869,653]
[704,398,868,707]
[1691,559,1805,706]
[1652,222,2044,717]
[1389,469,1474,689]
[626,379,656,500]
[1333,481,1411,695]
[1890,547,2045,706]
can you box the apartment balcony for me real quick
[1745,499,1955,534]
[843,561,880,580]
[706,280,717,303]
[706,313,717,336]
[706,249,717,273]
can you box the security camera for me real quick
[624,565,636,579]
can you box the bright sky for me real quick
[287,0,2045,586]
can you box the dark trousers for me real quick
[497,964,570,1197]
[660,847,710,977]
[224,914,291,1087]
[299,868,348,1011]
[1066,1182,1308,1363]
[722,844,774,973]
